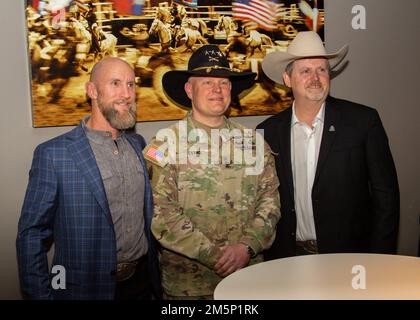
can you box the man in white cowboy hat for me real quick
[143,45,280,299]
[257,31,399,259]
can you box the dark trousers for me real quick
[114,256,152,300]
[295,240,319,256]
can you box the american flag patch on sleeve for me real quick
[145,145,164,164]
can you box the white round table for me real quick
[214,253,420,300]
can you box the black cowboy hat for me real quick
[162,45,256,109]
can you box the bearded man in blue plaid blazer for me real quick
[16,57,162,300]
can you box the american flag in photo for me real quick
[183,0,198,8]
[132,0,145,16]
[232,0,284,30]
[98,1,144,15]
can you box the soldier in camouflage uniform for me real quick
[143,45,280,299]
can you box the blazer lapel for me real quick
[66,125,113,226]
[314,97,340,186]
[277,108,295,202]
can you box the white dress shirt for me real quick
[290,103,325,241]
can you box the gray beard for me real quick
[98,99,137,130]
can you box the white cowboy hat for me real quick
[262,31,349,84]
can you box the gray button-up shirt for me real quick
[83,118,148,263]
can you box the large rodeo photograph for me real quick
[26,0,324,127]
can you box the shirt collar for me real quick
[291,102,326,127]
[82,116,123,144]
[186,111,236,143]
[187,111,230,130]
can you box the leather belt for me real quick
[296,240,318,254]
[116,255,147,282]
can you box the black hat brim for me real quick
[162,69,257,109]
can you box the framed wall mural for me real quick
[26,0,324,127]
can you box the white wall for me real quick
[0,0,419,299]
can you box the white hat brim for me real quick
[262,44,349,84]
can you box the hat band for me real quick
[192,65,241,73]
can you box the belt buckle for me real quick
[116,261,137,282]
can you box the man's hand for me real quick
[214,243,250,277]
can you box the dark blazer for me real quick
[257,96,399,259]
[16,124,162,300]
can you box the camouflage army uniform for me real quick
[144,112,280,298]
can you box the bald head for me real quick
[89,57,134,84]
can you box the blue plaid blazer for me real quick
[16,124,162,300]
